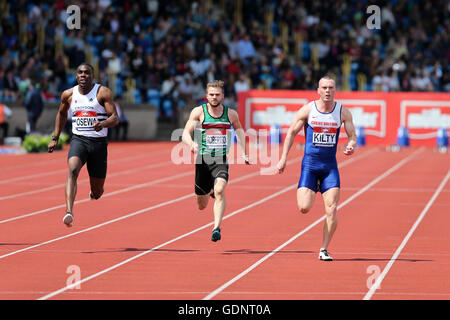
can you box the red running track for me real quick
[0,142,448,300]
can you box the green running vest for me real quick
[196,104,232,157]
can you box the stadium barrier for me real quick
[5,102,158,140]
[238,90,450,146]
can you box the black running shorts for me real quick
[68,134,108,178]
[195,154,229,195]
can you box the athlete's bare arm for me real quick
[182,106,203,153]
[48,88,73,153]
[341,107,357,155]
[95,86,119,131]
[228,108,250,164]
[277,104,310,173]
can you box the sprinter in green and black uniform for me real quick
[182,80,250,242]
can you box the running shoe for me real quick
[318,249,333,261]
[210,192,215,199]
[211,227,221,242]
[63,212,74,227]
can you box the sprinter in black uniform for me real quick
[48,63,118,227]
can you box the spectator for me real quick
[110,98,129,141]
[24,83,44,133]
[430,61,444,91]
[192,77,206,104]
[0,68,4,98]
[280,64,296,89]
[443,72,450,92]
[387,69,400,92]
[400,71,412,91]
[237,35,256,62]
[160,74,176,118]
[411,70,434,92]
[18,71,32,102]
[372,72,383,92]
[3,70,19,101]
[0,102,12,141]
[227,34,240,61]
[178,75,195,106]
[0,0,448,117]
[54,52,68,90]
[249,63,262,89]
[234,73,250,97]
[0,49,16,70]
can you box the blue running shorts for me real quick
[298,156,340,193]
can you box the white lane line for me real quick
[0,192,193,261]
[338,187,450,193]
[37,185,301,300]
[202,147,424,300]
[36,149,376,300]
[363,170,450,300]
[0,160,174,201]
[0,145,164,175]
[0,147,377,224]
[0,171,191,224]
[0,162,264,225]
[0,149,170,185]
[0,168,67,185]
[0,156,303,253]
[0,154,308,251]
[6,290,450,297]
[0,144,321,224]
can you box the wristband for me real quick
[52,135,59,142]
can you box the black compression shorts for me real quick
[68,134,108,178]
[195,155,229,195]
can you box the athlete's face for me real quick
[206,87,224,107]
[76,65,93,89]
[317,79,336,102]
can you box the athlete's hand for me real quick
[93,121,104,132]
[277,157,287,174]
[47,140,58,153]
[190,142,199,154]
[343,144,354,155]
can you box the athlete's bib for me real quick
[70,84,108,138]
[303,101,342,158]
[199,104,232,157]
[74,110,99,131]
[312,127,337,147]
[205,129,228,149]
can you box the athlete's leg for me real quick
[196,194,210,210]
[297,187,316,214]
[195,158,212,210]
[297,160,318,214]
[66,156,84,214]
[89,176,105,199]
[212,177,227,229]
[86,139,108,199]
[320,187,340,251]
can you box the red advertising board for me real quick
[238,90,450,146]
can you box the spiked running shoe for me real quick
[318,249,333,261]
[211,228,221,242]
[63,212,74,227]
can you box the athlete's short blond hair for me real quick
[206,80,225,93]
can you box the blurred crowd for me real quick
[0,0,448,120]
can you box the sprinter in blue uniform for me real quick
[277,75,357,261]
